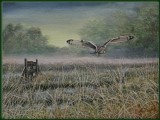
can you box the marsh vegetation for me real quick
[2,58,159,119]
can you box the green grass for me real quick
[2,60,159,119]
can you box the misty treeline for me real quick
[3,24,55,54]
[79,3,159,56]
[2,23,78,55]
[3,3,158,57]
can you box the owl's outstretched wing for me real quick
[66,39,97,50]
[103,35,134,47]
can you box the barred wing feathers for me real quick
[81,41,97,50]
[67,39,97,50]
[103,35,134,47]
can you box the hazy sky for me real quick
[2,2,143,47]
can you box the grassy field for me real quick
[2,58,159,119]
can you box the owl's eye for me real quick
[81,40,84,42]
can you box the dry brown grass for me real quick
[2,58,159,119]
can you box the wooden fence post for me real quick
[21,58,40,80]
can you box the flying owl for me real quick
[66,35,134,56]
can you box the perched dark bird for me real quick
[67,35,134,56]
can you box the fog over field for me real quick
[3,2,143,47]
[3,55,158,65]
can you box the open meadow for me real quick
[2,57,159,119]
[2,1,159,119]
